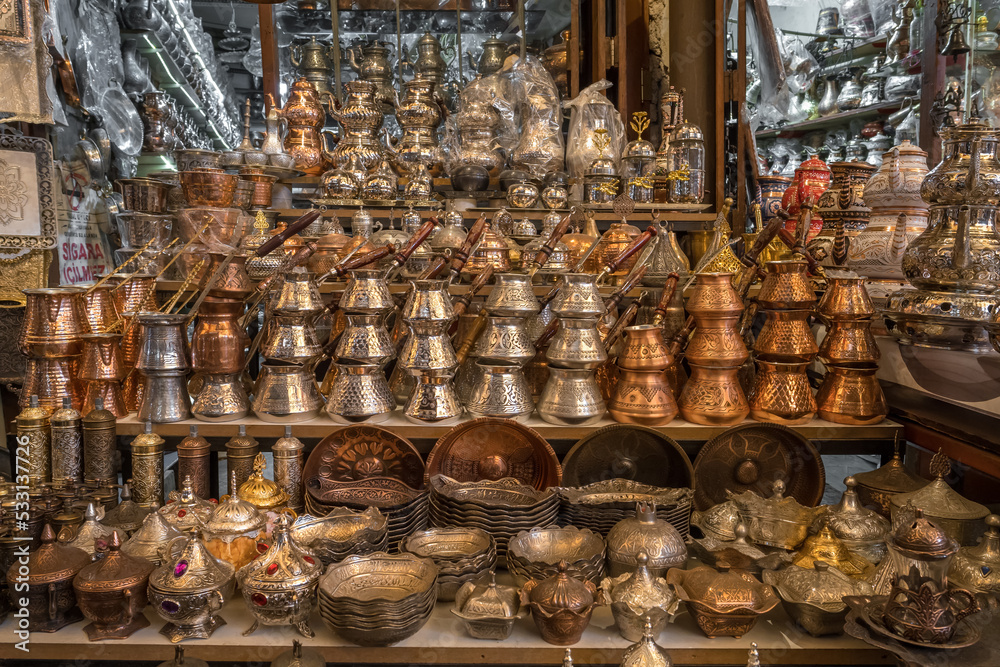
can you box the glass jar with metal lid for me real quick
[666,119,705,203]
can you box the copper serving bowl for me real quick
[179,169,239,208]
[115,178,169,213]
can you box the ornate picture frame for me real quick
[0,0,31,45]
[0,134,56,248]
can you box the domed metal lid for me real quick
[792,524,875,579]
[524,560,596,612]
[238,453,290,511]
[7,524,91,586]
[160,476,216,530]
[763,562,873,611]
[853,446,926,496]
[607,503,686,568]
[620,618,672,667]
[891,507,959,561]
[692,500,740,542]
[238,514,321,591]
[671,119,703,142]
[73,531,155,592]
[103,483,153,534]
[820,476,890,544]
[949,514,1000,593]
[123,508,184,564]
[602,552,676,615]
[62,501,119,557]
[131,421,165,454]
[17,395,51,426]
[454,571,520,619]
[149,527,235,594]
[623,139,656,159]
[889,451,989,522]
[203,474,266,536]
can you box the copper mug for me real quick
[608,368,677,426]
[818,319,880,366]
[20,287,90,357]
[191,296,249,374]
[617,325,673,370]
[110,275,158,314]
[815,364,886,425]
[678,363,749,425]
[753,310,819,363]
[756,261,817,310]
[748,359,816,425]
[818,276,876,321]
[78,333,125,381]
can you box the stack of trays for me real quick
[401,527,497,601]
[318,552,438,646]
[305,480,430,553]
[506,526,606,585]
[289,507,390,566]
[556,479,695,539]
[428,475,559,559]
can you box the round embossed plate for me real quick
[692,423,825,511]
[560,424,694,489]
[303,425,426,495]
[425,418,562,490]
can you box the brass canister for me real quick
[81,399,118,485]
[16,395,51,488]
[272,426,305,513]
[177,425,212,500]
[225,424,259,495]
[50,397,83,484]
[130,422,165,508]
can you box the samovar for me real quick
[390,76,443,175]
[454,84,504,175]
[326,80,386,169]
[406,33,453,104]
[345,41,396,113]
[290,37,336,98]
[238,514,322,637]
[279,79,335,176]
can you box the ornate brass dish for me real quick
[451,573,524,640]
[556,480,694,539]
[402,527,497,600]
[561,424,693,489]
[763,562,874,636]
[521,561,600,646]
[600,552,679,641]
[507,526,606,585]
[73,531,155,640]
[122,509,183,566]
[852,445,926,518]
[290,508,389,566]
[815,476,891,563]
[606,502,687,577]
[692,423,825,511]
[730,481,823,550]
[688,523,793,575]
[666,564,779,638]
[302,425,425,494]
[425,418,562,490]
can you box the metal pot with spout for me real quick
[345,41,396,113]
[325,80,386,170]
[391,76,444,175]
[281,79,335,176]
[467,35,507,76]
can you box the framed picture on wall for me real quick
[0,134,56,248]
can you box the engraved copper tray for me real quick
[692,423,825,511]
[425,418,561,490]
[304,424,425,492]
[561,424,693,488]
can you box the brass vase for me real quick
[748,360,816,425]
[608,369,677,426]
[816,365,886,425]
[678,364,749,425]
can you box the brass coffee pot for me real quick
[280,79,335,176]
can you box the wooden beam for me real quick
[259,4,281,107]
[919,0,944,164]
[570,0,581,98]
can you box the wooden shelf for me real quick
[0,595,892,665]
[116,412,903,447]
[818,35,888,65]
[152,280,651,297]
[755,101,902,139]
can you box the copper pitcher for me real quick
[748,360,816,425]
[203,253,253,298]
[83,380,127,418]
[756,261,817,310]
[608,368,677,425]
[77,283,120,333]
[20,287,90,357]
[79,333,125,381]
[191,297,249,374]
[678,363,749,425]
[21,357,83,411]
[753,310,819,363]
[595,221,641,279]
[618,325,673,370]
[818,276,876,321]
[818,319,880,366]
[816,365,886,425]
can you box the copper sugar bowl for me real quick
[6,524,91,631]
[666,563,779,638]
[521,560,600,645]
[73,531,156,640]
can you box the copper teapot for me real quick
[278,81,335,176]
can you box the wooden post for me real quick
[920,0,945,165]
[570,0,581,98]
[259,5,281,106]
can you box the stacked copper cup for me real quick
[113,178,172,275]
[328,269,397,423]
[19,287,90,412]
[608,324,678,425]
[113,274,160,412]
[747,260,820,425]
[75,274,125,417]
[815,275,887,424]
[135,312,192,423]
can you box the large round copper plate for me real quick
[303,424,425,496]
[561,424,693,489]
[425,418,561,490]
[692,423,825,511]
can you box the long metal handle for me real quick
[448,214,488,283]
[527,210,574,276]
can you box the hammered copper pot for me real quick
[756,261,817,310]
[179,170,239,208]
[748,360,816,425]
[684,315,749,368]
[815,365,886,425]
[678,364,749,425]
[191,297,249,374]
[111,275,158,315]
[608,369,677,426]
[618,325,673,370]
[754,310,819,363]
[20,287,90,357]
[818,320,880,366]
[77,283,120,333]
[818,276,876,321]
[687,273,743,318]
[78,333,125,381]
[21,357,83,411]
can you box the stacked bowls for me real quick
[556,480,694,539]
[289,507,389,566]
[506,526,606,585]
[318,552,438,646]
[304,486,429,553]
[402,527,497,601]
[428,475,559,558]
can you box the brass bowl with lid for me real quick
[521,560,600,646]
[606,502,687,577]
[599,552,679,641]
[290,507,389,566]
[507,526,606,585]
[666,563,779,638]
[238,452,290,512]
[73,531,156,640]
[730,480,823,550]
[793,524,876,579]
[451,572,524,640]
[201,479,268,572]
[159,477,217,531]
[123,509,184,566]
[763,562,874,636]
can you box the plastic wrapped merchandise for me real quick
[444,78,507,177]
[564,80,627,194]
[507,55,565,180]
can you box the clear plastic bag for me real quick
[505,55,564,179]
[563,80,626,181]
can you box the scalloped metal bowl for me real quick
[506,526,606,585]
[401,527,497,601]
[290,508,389,566]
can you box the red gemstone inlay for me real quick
[251,592,267,607]
[304,556,315,565]
[177,509,187,518]
[266,562,279,575]
[257,542,269,553]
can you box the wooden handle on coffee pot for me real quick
[392,217,440,268]
[598,225,657,281]
[255,210,321,257]
[652,273,680,326]
[448,265,494,334]
[331,244,395,278]
[533,319,560,350]
[448,213,488,280]
[420,252,451,279]
[604,265,648,313]
[528,210,574,274]
[254,243,317,293]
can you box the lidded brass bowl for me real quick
[949,514,1000,595]
[159,477,216,531]
[793,524,875,579]
[451,572,524,640]
[606,502,687,577]
[73,531,156,640]
[600,552,679,641]
[238,452,290,512]
[521,560,600,646]
[201,481,268,572]
[666,563,779,638]
[814,476,890,564]
[764,562,873,636]
[852,448,926,518]
[102,483,153,537]
[691,500,740,542]
[123,509,184,566]
[730,480,822,550]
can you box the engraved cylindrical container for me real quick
[16,395,51,488]
[78,282,120,333]
[137,373,191,423]
[130,422,165,508]
[177,425,212,500]
[225,424,259,495]
[82,398,117,486]
[537,366,606,425]
[50,397,83,484]
[272,426,305,513]
[608,368,678,426]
